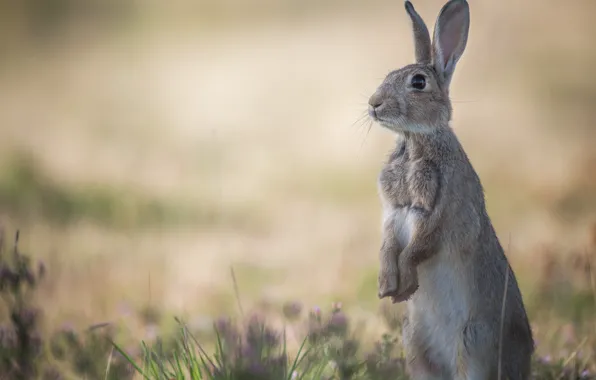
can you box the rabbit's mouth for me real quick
[369,105,398,126]
[368,100,407,130]
[368,104,380,120]
[373,115,434,136]
[369,109,404,130]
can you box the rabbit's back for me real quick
[401,130,534,378]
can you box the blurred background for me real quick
[0,0,595,347]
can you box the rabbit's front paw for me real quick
[391,265,419,303]
[378,269,399,300]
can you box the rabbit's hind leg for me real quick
[454,321,498,380]
[402,316,448,380]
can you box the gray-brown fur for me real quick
[368,1,534,378]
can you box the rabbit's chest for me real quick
[378,148,413,208]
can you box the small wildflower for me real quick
[215,316,233,332]
[263,327,280,347]
[581,370,590,378]
[245,314,280,350]
[214,316,239,349]
[241,344,257,359]
[329,311,348,335]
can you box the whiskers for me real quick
[350,108,375,149]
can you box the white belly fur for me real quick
[383,207,416,248]
[408,249,470,372]
[379,186,416,249]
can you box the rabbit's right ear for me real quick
[405,1,432,65]
[431,0,470,90]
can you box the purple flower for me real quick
[310,306,322,322]
[245,314,280,349]
[214,317,240,350]
[328,311,348,334]
[215,317,235,335]
[241,343,257,359]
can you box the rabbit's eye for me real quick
[411,74,426,90]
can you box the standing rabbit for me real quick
[368,0,534,378]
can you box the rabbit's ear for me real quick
[431,0,470,89]
[405,1,432,65]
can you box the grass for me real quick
[0,152,269,232]
[113,304,595,380]
[0,153,194,229]
[114,305,405,380]
[2,228,596,379]
[112,247,596,380]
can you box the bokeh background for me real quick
[1,0,595,353]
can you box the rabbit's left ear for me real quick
[431,0,470,90]
[405,1,432,65]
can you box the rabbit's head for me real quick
[368,0,470,134]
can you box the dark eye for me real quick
[411,74,426,90]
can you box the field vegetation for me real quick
[0,0,595,378]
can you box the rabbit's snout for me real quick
[369,88,400,122]
[368,92,386,119]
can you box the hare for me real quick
[368,0,534,379]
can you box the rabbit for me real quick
[367,0,535,379]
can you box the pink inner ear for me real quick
[439,5,467,67]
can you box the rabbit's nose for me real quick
[368,93,384,109]
[368,92,385,119]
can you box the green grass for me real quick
[113,318,323,380]
[1,229,596,379]
[113,306,595,380]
